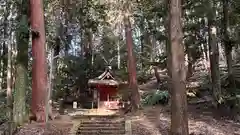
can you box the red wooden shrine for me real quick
[88,66,122,110]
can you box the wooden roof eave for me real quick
[88,79,119,87]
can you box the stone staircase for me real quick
[71,115,128,135]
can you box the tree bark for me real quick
[124,15,140,111]
[169,0,189,134]
[223,0,235,89]
[63,0,72,56]
[3,1,13,134]
[7,35,12,135]
[208,1,222,105]
[30,0,48,122]
[13,0,29,126]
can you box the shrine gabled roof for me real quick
[97,69,115,80]
[88,66,119,86]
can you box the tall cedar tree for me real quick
[124,14,140,110]
[30,0,48,122]
[169,0,189,134]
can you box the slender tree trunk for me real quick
[165,0,172,101]
[153,66,161,83]
[7,37,13,135]
[1,45,7,90]
[3,2,13,134]
[150,35,156,61]
[139,21,145,69]
[45,48,54,125]
[223,0,235,89]
[63,0,72,56]
[52,1,63,91]
[208,1,222,105]
[117,38,121,69]
[30,0,48,122]
[169,0,189,134]
[0,45,4,92]
[124,15,140,111]
[185,44,193,79]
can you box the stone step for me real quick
[76,129,125,135]
[81,120,124,125]
[73,114,126,135]
[78,126,125,130]
[80,123,124,127]
[71,114,120,119]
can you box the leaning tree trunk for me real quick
[223,0,235,89]
[30,0,48,122]
[169,0,189,134]
[124,14,140,111]
[208,1,222,105]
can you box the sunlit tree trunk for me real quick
[124,15,140,110]
[7,37,13,135]
[169,0,189,134]
[30,0,48,122]
[3,1,13,134]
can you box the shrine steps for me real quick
[73,116,126,135]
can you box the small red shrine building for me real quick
[88,66,124,110]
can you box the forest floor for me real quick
[14,103,240,135]
[130,104,240,135]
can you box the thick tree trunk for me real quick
[208,1,222,105]
[30,0,48,122]
[124,15,140,111]
[169,0,189,134]
[13,0,29,126]
[223,0,235,89]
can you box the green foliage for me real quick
[0,104,7,124]
[0,92,7,124]
[141,90,169,106]
[199,65,240,111]
[137,70,152,84]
